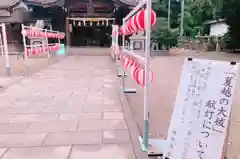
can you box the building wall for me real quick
[210,22,229,36]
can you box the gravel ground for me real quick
[123,51,240,158]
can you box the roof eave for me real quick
[24,0,64,8]
[114,0,136,7]
[0,0,21,10]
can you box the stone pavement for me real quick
[0,56,136,159]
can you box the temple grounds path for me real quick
[0,55,138,159]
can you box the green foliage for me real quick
[153,0,224,37]
[152,0,226,49]
[221,0,240,51]
[152,27,178,48]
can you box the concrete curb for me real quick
[117,88,148,159]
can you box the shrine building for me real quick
[0,0,136,48]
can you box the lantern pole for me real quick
[2,23,11,76]
[119,0,164,156]
[142,0,152,149]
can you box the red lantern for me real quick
[28,30,32,37]
[136,9,156,30]
[47,33,51,38]
[130,62,140,79]
[50,33,54,38]
[135,68,154,86]
[132,15,141,32]
[129,16,137,33]
[34,31,39,37]
[121,54,126,66]
[129,59,136,68]
[123,56,130,69]
[60,33,65,39]
[122,25,128,35]
[119,26,123,35]
[126,19,134,34]
[121,25,125,35]
[134,65,140,79]
[39,31,44,37]
[31,31,35,37]
[33,48,38,55]
[21,29,26,36]
[35,31,40,37]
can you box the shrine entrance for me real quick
[68,18,114,47]
[65,0,131,48]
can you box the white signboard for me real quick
[164,58,238,159]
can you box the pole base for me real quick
[117,69,126,77]
[5,66,11,76]
[120,87,137,93]
[138,136,166,157]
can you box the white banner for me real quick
[164,58,238,159]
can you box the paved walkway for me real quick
[0,56,135,159]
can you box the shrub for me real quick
[152,28,178,49]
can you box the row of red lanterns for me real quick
[26,44,60,56]
[21,29,65,39]
[119,53,154,86]
[119,9,156,35]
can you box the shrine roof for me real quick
[23,0,137,8]
[24,0,58,4]
[0,0,21,8]
[116,0,137,6]
[23,0,64,7]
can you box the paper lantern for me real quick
[28,30,32,37]
[119,27,123,35]
[121,25,125,35]
[126,21,133,35]
[31,31,35,37]
[126,19,134,35]
[123,56,131,69]
[47,33,52,38]
[130,62,140,79]
[24,30,29,36]
[34,31,39,37]
[132,15,141,32]
[35,31,40,37]
[133,64,140,80]
[39,31,44,37]
[135,68,154,86]
[60,33,65,39]
[136,9,156,30]
[21,29,26,36]
[121,55,127,66]
[129,16,138,33]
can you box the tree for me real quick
[221,0,240,50]
[152,0,223,46]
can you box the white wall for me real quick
[210,22,229,36]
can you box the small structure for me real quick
[205,19,229,37]
[0,0,30,53]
